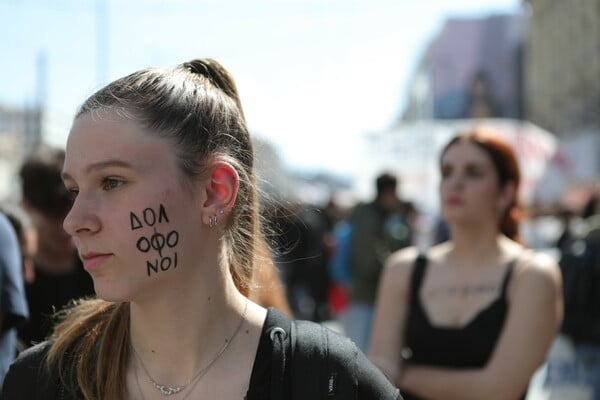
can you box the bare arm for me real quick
[398,252,563,400]
[368,246,419,382]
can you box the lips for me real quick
[80,252,112,272]
[444,196,464,206]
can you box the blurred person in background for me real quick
[344,172,414,350]
[0,211,28,390]
[17,146,95,347]
[266,202,331,322]
[557,188,600,398]
[327,198,354,318]
[3,58,400,399]
[369,128,563,399]
[1,205,37,286]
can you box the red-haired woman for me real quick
[369,128,563,400]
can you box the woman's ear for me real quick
[498,180,516,214]
[201,161,239,227]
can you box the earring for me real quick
[208,210,225,228]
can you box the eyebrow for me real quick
[62,159,134,181]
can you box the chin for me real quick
[441,209,463,222]
[91,278,134,303]
[440,210,476,226]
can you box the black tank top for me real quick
[401,255,523,400]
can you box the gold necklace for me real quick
[130,300,249,397]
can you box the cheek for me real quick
[472,184,503,213]
[470,180,498,197]
[127,203,182,277]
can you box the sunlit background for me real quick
[1,0,599,219]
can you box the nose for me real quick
[63,194,101,237]
[445,171,465,187]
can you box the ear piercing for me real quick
[208,209,225,228]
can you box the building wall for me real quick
[525,0,600,136]
[402,14,525,121]
[0,106,42,201]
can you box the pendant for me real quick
[152,381,185,396]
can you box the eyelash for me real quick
[64,177,124,200]
[67,188,79,201]
[101,177,125,191]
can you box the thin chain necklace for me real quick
[130,300,249,397]
[134,362,146,400]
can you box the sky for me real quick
[0,0,522,178]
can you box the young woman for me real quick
[369,129,563,400]
[2,59,399,400]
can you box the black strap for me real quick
[409,253,428,304]
[264,308,358,400]
[264,308,292,400]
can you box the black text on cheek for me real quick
[130,203,180,277]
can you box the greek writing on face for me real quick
[131,204,179,276]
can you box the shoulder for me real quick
[378,246,430,298]
[350,202,378,219]
[385,246,420,276]
[513,249,562,290]
[8,341,51,375]
[2,341,58,399]
[506,248,563,311]
[384,244,447,283]
[293,321,400,399]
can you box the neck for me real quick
[128,261,248,386]
[446,224,506,267]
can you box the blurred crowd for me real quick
[1,135,599,398]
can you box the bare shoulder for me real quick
[513,249,562,292]
[384,245,421,280]
[384,243,451,283]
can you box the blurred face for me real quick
[27,208,74,259]
[378,188,399,213]
[62,111,206,301]
[439,141,509,228]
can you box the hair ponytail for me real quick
[48,57,267,399]
[183,59,246,122]
[181,58,269,296]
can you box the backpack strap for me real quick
[263,308,292,400]
[291,320,358,399]
[265,308,399,400]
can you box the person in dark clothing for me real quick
[3,58,400,400]
[17,147,95,347]
[0,212,28,391]
[269,203,331,322]
[369,128,563,399]
[557,190,600,398]
[344,172,414,350]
